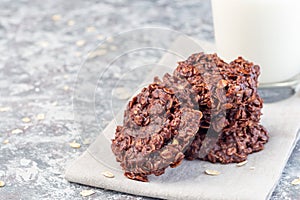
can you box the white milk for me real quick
[212,0,300,84]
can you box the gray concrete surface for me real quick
[0,0,299,199]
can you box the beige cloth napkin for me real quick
[65,37,300,200]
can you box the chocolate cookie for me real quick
[174,53,269,163]
[203,56,268,163]
[111,77,202,181]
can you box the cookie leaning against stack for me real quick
[111,76,202,182]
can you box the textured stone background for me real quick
[0,0,299,199]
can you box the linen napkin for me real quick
[65,37,300,200]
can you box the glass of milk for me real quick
[212,0,300,85]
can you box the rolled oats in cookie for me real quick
[205,124,269,164]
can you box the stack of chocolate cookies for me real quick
[111,52,269,182]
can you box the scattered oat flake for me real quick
[11,129,23,134]
[83,138,92,145]
[110,45,118,51]
[0,181,5,187]
[52,101,58,106]
[96,34,105,40]
[106,36,114,43]
[86,26,96,32]
[236,160,248,167]
[76,40,86,47]
[205,169,220,176]
[100,44,107,49]
[113,87,131,100]
[88,49,107,58]
[2,139,9,144]
[52,14,61,21]
[250,167,255,170]
[37,41,49,48]
[80,189,95,197]
[74,52,82,57]
[37,113,45,120]
[22,117,31,123]
[69,141,81,149]
[291,178,300,185]
[96,49,107,55]
[67,20,75,26]
[63,85,69,91]
[0,107,10,112]
[102,171,114,178]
